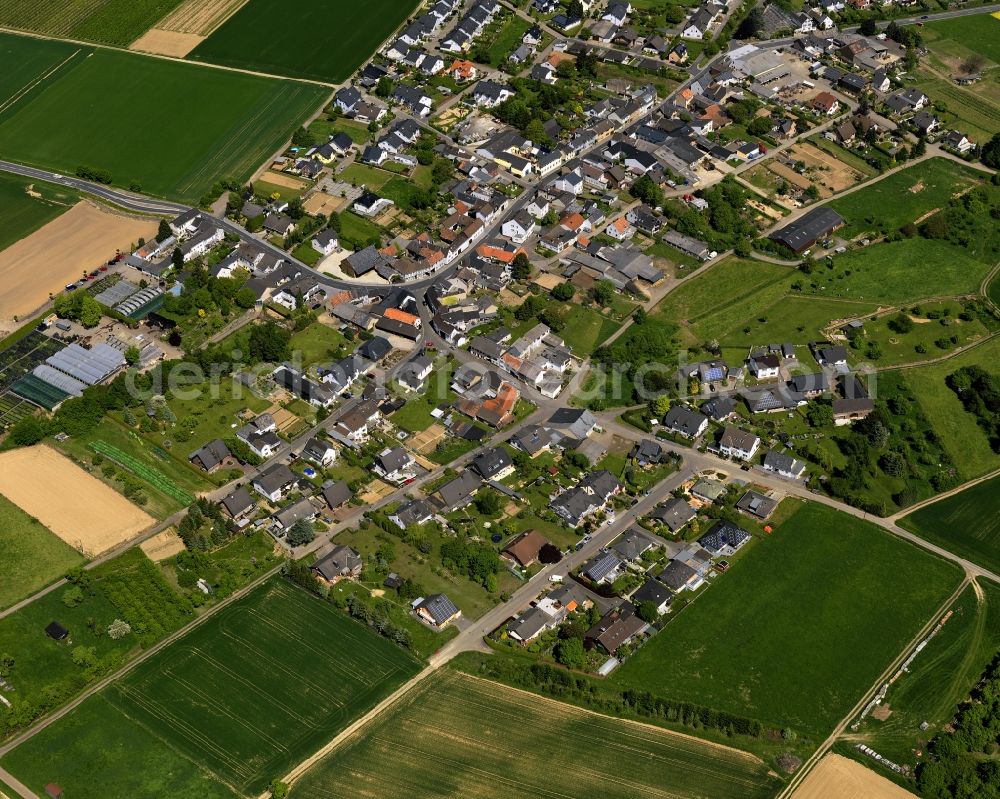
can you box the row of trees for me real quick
[472,657,768,740]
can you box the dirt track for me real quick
[0,445,153,557]
[791,754,917,799]
[0,201,156,332]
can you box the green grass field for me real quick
[0,35,328,202]
[827,158,983,238]
[611,502,962,738]
[8,577,420,796]
[0,0,185,46]
[289,670,782,799]
[189,0,419,83]
[856,579,1000,770]
[899,335,1000,480]
[800,238,994,304]
[900,476,1000,577]
[861,301,993,367]
[925,12,1000,64]
[0,493,84,611]
[0,172,79,252]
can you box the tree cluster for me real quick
[947,366,1000,454]
[918,656,1000,798]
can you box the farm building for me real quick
[769,206,844,254]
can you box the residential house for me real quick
[503,529,551,568]
[301,436,338,467]
[414,593,462,627]
[762,450,806,479]
[650,497,696,534]
[551,470,622,527]
[252,464,299,502]
[220,486,256,521]
[374,447,416,483]
[662,405,708,439]
[718,426,760,461]
[389,499,435,529]
[698,519,750,555]
[631,579,671,615]
[189,439,234,473]
[585,603,647,654]
[472,446,515,481]
[736,490,778,520]
[312,545,363,582]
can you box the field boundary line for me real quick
[890,466,1000,523]
[0,48,83,117]
[0,26,338,87]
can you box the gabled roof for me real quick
[416,593,460,624]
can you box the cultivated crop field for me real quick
[73,578,419,796]
[0,493,84,611]
[611,501,962,738]
[0,0,187,46]
[0,445,154,556]
[0,33,328,202]
[188,0,420,83]
[900,476,1000,577]
[0,164,78,253]
[290,670,782,799]
[791,754,917,799]
[0,201,157,328]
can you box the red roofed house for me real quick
[810,91,840,115]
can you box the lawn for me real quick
[0,33,82,117]
[337,517,501,619]
[339,210,384,250]
[0,172,78,253]
[0,36,328,202]
[2,692,237,799]
[289,670,781,799]
[0,0,186,46]
[611,501,962,737]
[900,475,1000,577]
[899,335,1000,480]
[340,162,394,190]
[914,73,1000,145]
[546,302,621,357]
[288,323,352,367]
[827,158,983,238]
[0,493,84,611]
[799,238,994,305]
[188,0,419,83]
[391,357,457,434]
[4,577,420,796]
[855,579,1000,770]
[485,16,531,66]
